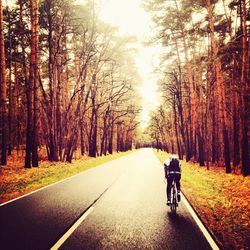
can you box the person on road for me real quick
[164,155,181,206]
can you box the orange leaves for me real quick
[182,164,250,249]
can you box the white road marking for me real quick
[182,194,220,250]
[50,206,95,250]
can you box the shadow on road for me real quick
[162,211,212,250]
[166,211,197,231]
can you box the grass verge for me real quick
[0,150,134,204]
[154,150,250,250]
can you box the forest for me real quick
[145,0,250,176]
[0,0,140,168]
[0,0,250,177]
[0,1,249,249]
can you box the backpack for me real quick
[169,158,180,172]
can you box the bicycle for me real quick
[170,177,178,213]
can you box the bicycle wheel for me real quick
[170,184,177,213]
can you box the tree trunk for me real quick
[7,7,12,155]
[0,0,7,165]
[240,0,250,176]
[116,122,121,152]
[100,111,108,156]
[80,122,85,156]
[174,0,196,159]
[25,0,39,167]
[233,107,240,166]
[89,107,97,157]
[207,0,231,173]
[185,123,191,161]
[56,53,62,161]
[198,128,205,166]
[108,119,114,154]
[173,95,181,158]
[13,50,18,150]
[47,1,57,161]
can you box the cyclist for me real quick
[164,154,181,206]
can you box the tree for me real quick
[25,0,39,168]
[206,0,231,173]
[239,0,250,176]
[0,0,7,165]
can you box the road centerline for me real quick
[50,206,95,250]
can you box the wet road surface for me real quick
[0,149,213,250]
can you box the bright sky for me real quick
[84,0,162,128]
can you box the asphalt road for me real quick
[0,149,213,250]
